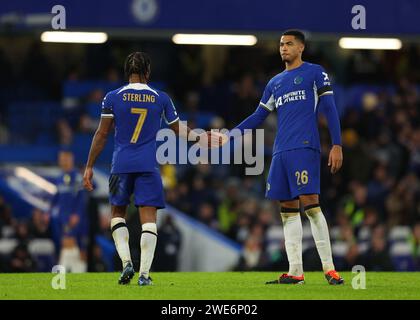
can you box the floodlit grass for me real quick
[1,272,419,300]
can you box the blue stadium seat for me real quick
[95,235,117,271]
[149,81,167,91]
[63,80,100,98]
[35,132,56,145]
[390,242,416,271]
[28,239,56,272]
[85,102,101,119]
[331,241,349,270]
[63,80,124,99]
[389,226,411,244]
[178,111,217,128]
[341,84,396,112]
[7,101,62,144]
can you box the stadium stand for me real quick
[1,38,420,272]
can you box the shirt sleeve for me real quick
[162,93,179,125]
[318,94,342,146]
[231,106,271,135]
[101,92,114,118]
[314,65,333,97]
[258,81,276,112]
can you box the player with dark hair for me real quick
[227,30,344,285]
[83,52,210,286]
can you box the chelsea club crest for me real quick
[294,76,303,85]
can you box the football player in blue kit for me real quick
[230,30,344,285]
[83,52,209,286]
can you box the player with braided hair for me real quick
[83,52,212,286]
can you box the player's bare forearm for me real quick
[83,131,107,191]
[83,117,113,191]
[85,117,114,168]
[318,94,341,146]
[170,121,194,140]
[169,121,224,147]
[86,131,108,168]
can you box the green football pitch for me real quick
[1,272,419,300]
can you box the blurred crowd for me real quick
[1,40,420,272]
[0,199,46,272]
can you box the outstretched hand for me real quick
[198,131,229,148]
[328,145,343,174]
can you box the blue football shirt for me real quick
[101,83,179,174]
[259,62,333,155]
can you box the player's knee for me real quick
[280,207,300,220]
[139,206,157,223]
[280,200,299,208]
[304,203,322,218]
[111,205,126,218]
[112,212,126,219]
[299,194,319,206]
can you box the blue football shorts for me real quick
[108,170,165,209]
[266,148,321,201]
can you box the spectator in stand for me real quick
[79,88,106,133]
[338,181,368,231]
[341,129,373,184]
[0,196,15,237]
[56,119,73,146]
[154,215,182,272]
[8,243,36,273]
[234,223,270,271]
[228,74,260,127]
[217,178,241,235]
[91,245,107,272]
[197,202,219,230]
[3,221,37,273]
[409,222,420,270]
[359,224,394,271]
[385,173,419,226]
[0,114,10,145]
[28,208,51,239]
[366,162,394,216]
[341,243,363,271]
